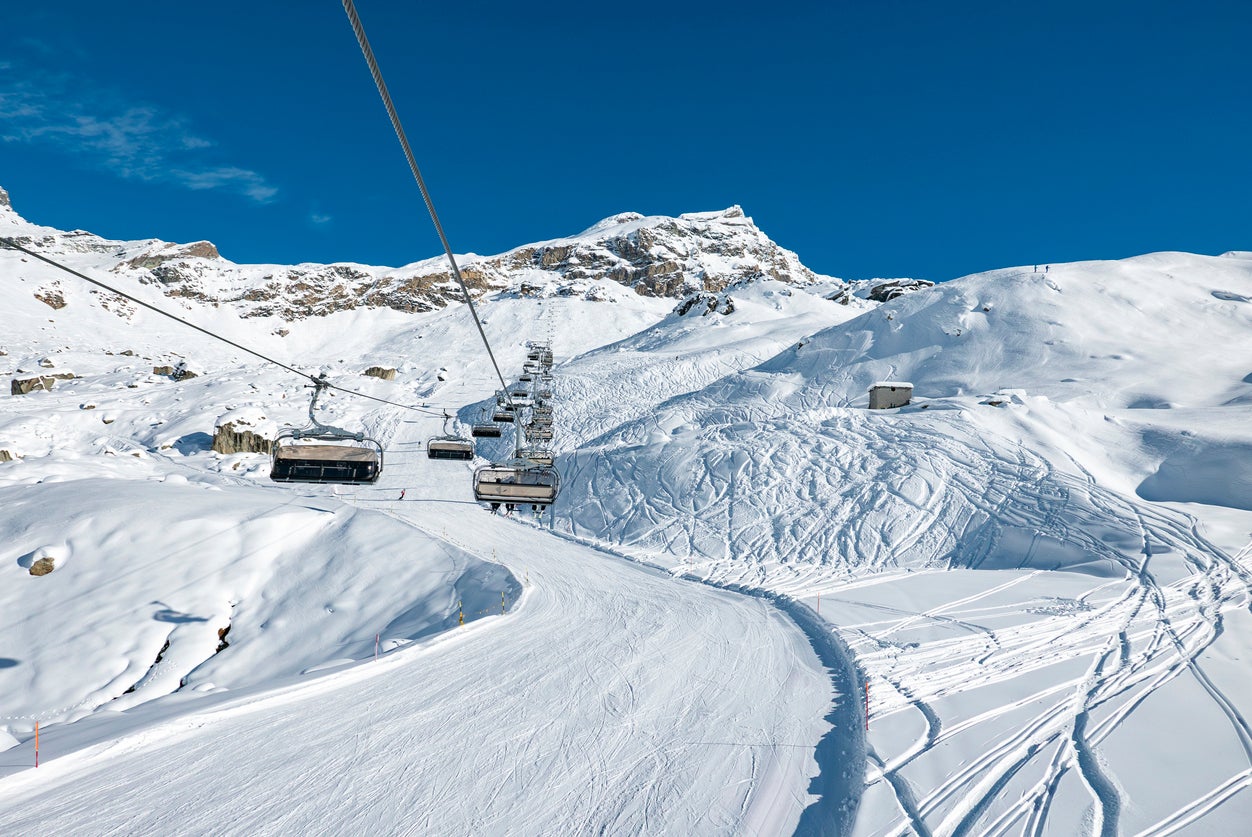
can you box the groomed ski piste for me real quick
[2,193,1250,835]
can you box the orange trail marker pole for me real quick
[34,721,39,768]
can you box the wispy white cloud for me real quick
[310,212,333,226]
[0,67,277,203]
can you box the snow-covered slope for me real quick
[555,254,1252,572]
[3,186,1251,835]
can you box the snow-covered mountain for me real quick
[2,186,1250,836]
[3,191,864,320]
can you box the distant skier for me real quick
[1045,265,1050,273]
[399,489,406,500]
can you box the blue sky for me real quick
[2,1,1249,281]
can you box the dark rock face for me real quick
[34,287,67,309]
[212,422,273,455]
[11,374,73,395]
[827,278,935,305]
[674,292,736,317]
[363,366,397,381]
[867,279,935,302]
[16,202,842,321]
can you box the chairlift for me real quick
[526,424,554,441]
[270,374,383,484]
[472,408,502,438]
[493,408,515,423]
[428,411,475,461]
[519,373,533,383]
[517,447,554,466]
[473,459,560,508]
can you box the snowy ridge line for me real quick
[531,523,865,836]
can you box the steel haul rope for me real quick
[341,0,510,395]
[0,236,449,418]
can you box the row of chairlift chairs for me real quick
[269,344,559,512]
[429,341,559,511]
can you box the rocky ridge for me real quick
[2,187,930,323]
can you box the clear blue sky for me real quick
[2,1,1249,281]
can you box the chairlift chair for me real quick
[428,412,475,461]
[471,408,503,438]
[473,459,560,507]
[526,424,554,441]
[517,447,554,466]
[270,375,383,484]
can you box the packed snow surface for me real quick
[2,193,1251,835]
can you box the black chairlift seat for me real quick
[519,374,533,382]
[473,461,560,506]
[269,377,384,485]
[472,423,503,438]
[271,437,382,484]
[493,409,515,422]
[428,436,475,460]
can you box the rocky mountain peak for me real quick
[5,197,860,322]
[0,185,11,209]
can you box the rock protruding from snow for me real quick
[674,291,736,317]
[1,198,846,321]
[509,206,825,300]
[212,407,277,455]
[125,240,221,270]
[363,366,397,381]
[828,277,935,305]
[0,186,10,208]
[11,373,73,395]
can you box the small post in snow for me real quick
[501,591,506,614]
[34,721,39,768]
[864,681,870,732]
[817,592,821,615]
[375,633,380,661]
[458,600,464,626]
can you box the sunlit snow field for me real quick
[2,198,1250,835]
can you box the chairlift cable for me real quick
[341,0,510,395]
[0,237,450,418]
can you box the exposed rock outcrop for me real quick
[212,408,276,455]
[29,557,56,576]
[674,291,736,317]
[828,278,935,305]
[35,286,67,309]
[11,373,73,395]
[363,366,397,381]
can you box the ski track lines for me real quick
[0,424,834,836]
[559,400,1252,835]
